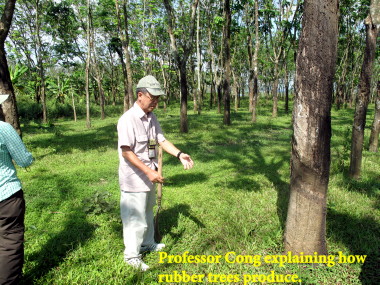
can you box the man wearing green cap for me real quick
[117,75,194,271]
[0,95,34,284]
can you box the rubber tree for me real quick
[262,0,300,118]
[349,5,378,179]
[0,0,21,134]
[204,0,223,112]
[245,0,260,122]
[85,0,91,128]
[119,0,134,111]
[369,81,380,152]
[163,0,199,133]
[366,0,379,152]
[222,0,231,125]
[335,0,371,109]
[284,0,339,255]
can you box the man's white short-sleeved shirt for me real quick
[117,103,166,192]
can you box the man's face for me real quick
[137,91,160,113]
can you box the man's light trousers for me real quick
[120,190,156,259]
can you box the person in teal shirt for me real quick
[0,95,33,284]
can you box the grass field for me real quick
[17,101,379,284]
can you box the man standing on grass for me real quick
[117,75,194,271]
[0,94,34,284]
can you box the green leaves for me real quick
[83,191,114,215]
[10,64,28,83]
[46,77,72,104]
[213,15,224,27]
[9,64,33,95]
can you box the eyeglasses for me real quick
[144,93,160,102]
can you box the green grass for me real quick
[17,101,379,284]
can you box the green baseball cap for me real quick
[136,75,165,96]
[0,94,9,104]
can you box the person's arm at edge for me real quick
[3,123,33,168]
[159,140,194,170]
[120,145,164,183]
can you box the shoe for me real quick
[140,243,165,253]
[125,257,149,271]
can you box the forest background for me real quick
[3,0,378,128]
[0,0,379,284]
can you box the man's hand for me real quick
[147,169,165,183]
[159,140,194,170]
[179,153,194,170]
[121,146,165,183]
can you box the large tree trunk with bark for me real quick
[284,0,339,255]
[0,0,21,134]
[0,48,19,132]
[369,81,380,152]
[349,14,378,178]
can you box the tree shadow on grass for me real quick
[327,208,380,285]
[214,176,262,192]
[251,147,290,229]
[161,115,292,230]
[341,174,380,198]
[222,144,290,229]
[21,211,96,284]
[359,253,380,285]
[27,124,118,157]
[190,118,293,229]
[156,204,205,245]
[164,172,208,187]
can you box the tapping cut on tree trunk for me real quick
[284,0,339,255]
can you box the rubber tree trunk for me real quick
[0,0,20,134]
[222,0,231,126]
[85,0,91,129]
[284,0,339,255]
[369,81,380,152]
[163,0,199,133]
[36,0,47,124]
[179,60,189,133]
[271,61,279,118]
[122,0,134,110]
[349,14,378,179]
[114,0,130,111]
[0,48,20,134]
